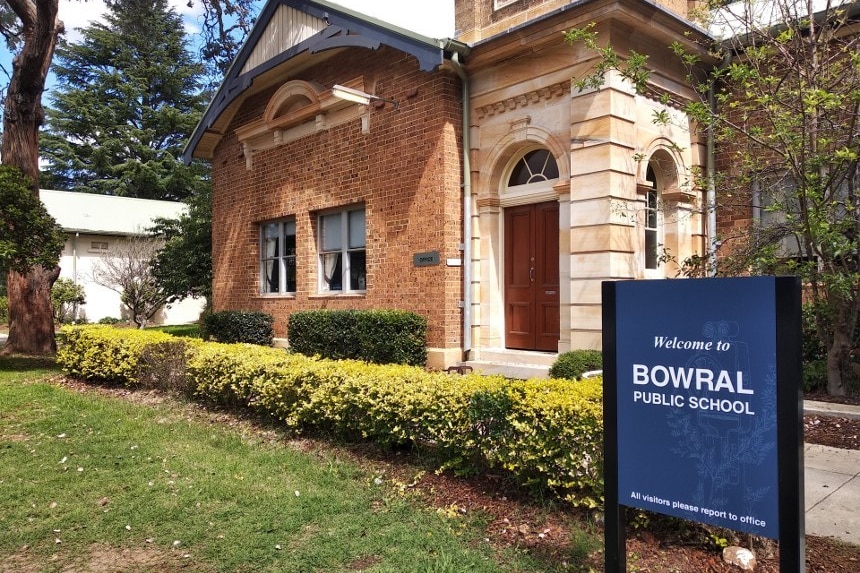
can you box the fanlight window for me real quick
[508,149,559,186]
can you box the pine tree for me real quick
[41,0,208,200]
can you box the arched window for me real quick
[508,149,559,187]
[644,164,659,270]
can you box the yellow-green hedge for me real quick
[57,325,604,507]
[58,325,175,384]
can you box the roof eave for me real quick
[183,0,460,163]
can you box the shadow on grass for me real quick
[0,355,59,372]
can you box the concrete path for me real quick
[804,400,860,545]
[805,443,860,545]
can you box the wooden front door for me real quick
[504,201,560,351]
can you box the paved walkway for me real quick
[804,443,860,544]
[804,401,860,545]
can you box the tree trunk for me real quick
[1,0,63,355]
[826,326,849,397]
[2,266,61,356]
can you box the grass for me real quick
[0,356,586,572]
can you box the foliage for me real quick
[148,186,212,303]
[39,0,208,201]
[148,323,203,339]
[802,301,860,396]
[565,0,860,395]
[0,165,64,275]
[288,309,428,366]
[56,325,174,384]
[0,295,7,324]
[1,363,547,573]
[202,310,274,346]
[57,325,606,509]
[0,0,248,356]
[50,277,85,323]
[549,350,604,380]
[90,235,169,328]
[190,0,257,89]
[803,302,829,392]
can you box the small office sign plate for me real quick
[413,251,441,267]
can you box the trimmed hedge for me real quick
[288,309,427,366]
[57,325,604,509]
[202,310,274,346]
[57,325,175,385]
[549,350,603,380]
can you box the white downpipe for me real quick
[449,52,472,358]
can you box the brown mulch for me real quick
[45,376,860,572]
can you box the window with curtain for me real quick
[260,219,296,294]
[319,207,366,292]
[644,164,660,271]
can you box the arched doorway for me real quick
[503,149,560,351]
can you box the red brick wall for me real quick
[210,47,464,350]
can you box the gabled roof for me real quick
[184,0,463,162]
[40,190,188,236]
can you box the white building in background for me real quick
[40,190,207,325]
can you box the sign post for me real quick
[601,277,804,572]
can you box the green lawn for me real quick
[0,357,590,572]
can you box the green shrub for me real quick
[98,316,123,325]
[202,310,273,346]
[0,295,7,324]
[549,350,603,380]
[288,309,427,366]
[801,302,837,393]
[51,278,86,323]
[57,325,174,385]
[136,338,204,395]
[149,324,202,339]
[58,324,605,509]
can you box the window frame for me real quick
[88,240,110,253]
[259,218,297,296]
[493,0,519,10]
[317,206,366,294]
[643,163,663,277]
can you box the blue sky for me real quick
[1,0,454,90]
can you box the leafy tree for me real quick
[0,0,64,356]
[40,0,208,200]
[566,1,860,395]
[0,165,64,275]
[0,0,253,355]
[195,0,258,89]
[149,185,213,304]
[90,235,169,328]
[50,277,85,323]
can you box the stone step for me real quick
[461,360,550,380]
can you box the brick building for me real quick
[185,0,712,369]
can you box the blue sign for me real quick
[614,277,779,538]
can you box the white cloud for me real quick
[58,0,204,41]
[328,0,454,38]
[57,1,454,46]
[58,0,107,41]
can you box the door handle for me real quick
[529,267,535,282]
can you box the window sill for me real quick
[309,292,366,299]
[255,293,297,299]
